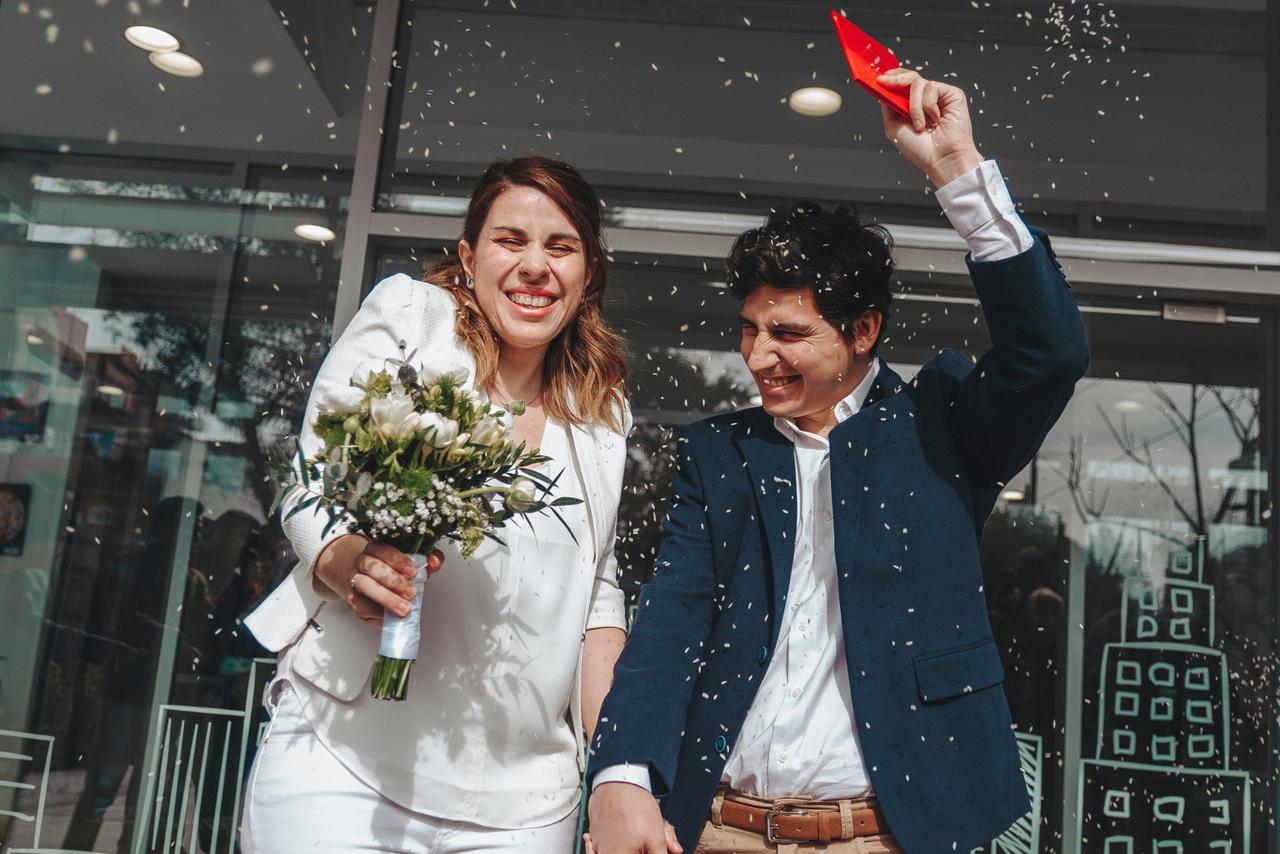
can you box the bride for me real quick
[239,155,631,853]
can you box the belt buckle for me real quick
[764,806,808,845]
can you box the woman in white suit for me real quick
[239,156,631,853]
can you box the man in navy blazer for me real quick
[586,69,1089,854]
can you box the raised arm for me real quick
[877,69,1088,490]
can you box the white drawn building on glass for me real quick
[1076,548,1251,852]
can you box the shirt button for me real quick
[824,510,833,522]
[715,736,727,753]
[791,687,801,699]
[758,646,769,665]
[778,751,788,764]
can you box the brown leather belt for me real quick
[718,794,889,844]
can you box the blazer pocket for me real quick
[913,636,1005,704]
[289,606,379,702]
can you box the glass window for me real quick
[0,3,373,849]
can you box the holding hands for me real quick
[585,782,681,854]
[876,69,984,187]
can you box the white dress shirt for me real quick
[593,159,1032,797]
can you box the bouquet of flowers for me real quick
[274,342,579,700]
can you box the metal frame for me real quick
[332,0,404,341]
[131,154,250,854]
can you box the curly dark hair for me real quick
[725,201,895,355]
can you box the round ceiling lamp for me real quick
[124,25,181,53]
[788,87,843,117]
[149,51,204,78]
[294,224,337,243]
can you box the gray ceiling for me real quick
[0,0,1267,230]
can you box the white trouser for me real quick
[239,683,580,853]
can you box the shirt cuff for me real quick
[591,762,654,793]
[586,574,628,632]
[935,159,1034,263]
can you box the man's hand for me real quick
[877,69,984,187]
[586,782,681,854]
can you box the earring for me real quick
[466,277,475,289]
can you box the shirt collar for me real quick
[773,358,881,448]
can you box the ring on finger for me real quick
[350,572,362,592]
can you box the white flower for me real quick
[351,358,392,388]
[369,391,419,441]
[415,411,459,448]
[505,477,539,513]
[414,359,471,388]
[470,415,506,447]
[317,384,366,415]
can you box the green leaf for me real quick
[283,495,318,522]
[522,468,554,486]
[550,496,582,507]
[269,486,288,517]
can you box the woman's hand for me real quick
[313,534,444,624]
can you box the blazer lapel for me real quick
[828,360,905,593]
[731,411,797,647]
[567,421,605,567]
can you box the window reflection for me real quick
[0,156,347,852]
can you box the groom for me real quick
[587,69,1088,854]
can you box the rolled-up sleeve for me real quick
[586,550,628,631]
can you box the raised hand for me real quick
[876,69,984,187]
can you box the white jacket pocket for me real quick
[289,606,380,702]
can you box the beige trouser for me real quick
[694,790,904,854]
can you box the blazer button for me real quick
[758,646,769,665]
[715,736,727,753]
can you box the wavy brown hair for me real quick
[422,156,628,433]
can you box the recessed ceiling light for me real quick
[124,25,180,53]
[26,333,46,346]
[97,384,125,397]
[999,489,1026,502]
[149,51,204,78]
[748,394,763,406]
[1113,400,1143,412]
[788,86,842,117]
[294,224,337,243]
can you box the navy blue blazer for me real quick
[588,229,1089,853]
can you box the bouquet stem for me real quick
[371,655,415,700]
[370,548,433,701]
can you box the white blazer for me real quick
[244,274,630,816]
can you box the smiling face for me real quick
[458,185,588,358]
[739,284,881,434]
